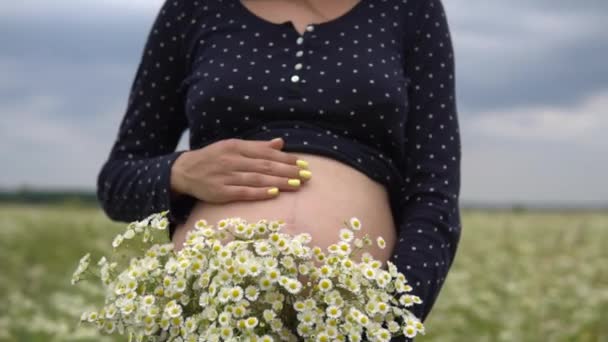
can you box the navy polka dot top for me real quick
[96,0,462,328]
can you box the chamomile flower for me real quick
[229,286,244,302]
[201,227,216,238]
[414,320,425,334]
[376,301,389,314]
[298,263,311,275]
[71,253,91,285]
[121,302,135,316]
[296,232,312,244]
[275,237,289,251]
[234,223,247,235]
[387,320,401,333]
[103,320,116,334]
[141,295,155,307]
[254,222,268,235]
[217,288,231,303]
[293,300,306,312]
[174,277,187,292]
[112,234,124,248]
[258,276,272,291]
[318,278,333,292]
[165,302,182,318]
[244,227,255,239]
[349,217,362,230]
[297,323,314,337]
[147,305,160,317]
[123,229,135,239]
[374,328,392,342]
[86,311,99,322]
[216,219,230,230]
[71,214,424,341]
[285,279,303,294]
[403,324,417,338]
[195,219,208,229]
[376,236,386,249]
[184,317,198,333]
[326,305,342,319]
[218,311,232,326]
[336,241,352,255]
[319,265,333,277]
[297,310,316,326]
[266,268,281,282]
[260,335,274,342]
[341,258,354,269]
[254,241,272,256]
[263,309,276,322]
[362,265,377,280]
[339,228,354,242]
[357,313,370,327]
[220,326,233,339]
[268,220,281,231]
[316,332,330,342]
[399,294,415,307]
[246,317,260,330]
[244,285,260,301]
[158,243,173,255]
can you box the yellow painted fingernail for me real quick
[267,187,279,195]
[299,169,312,179]
[296,159,309,169]
[288,179,301,187]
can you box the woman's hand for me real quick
[170,137,312,203]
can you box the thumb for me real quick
[268,137,284,149]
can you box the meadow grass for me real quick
[0,204,606,341]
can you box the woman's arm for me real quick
[390,0,462,326]
[96,0,197,227]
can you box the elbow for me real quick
[96,160,124,222]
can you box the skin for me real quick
[172,151,397,266]
[171,0,397,273]
[238,0,363,35]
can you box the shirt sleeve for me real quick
[389,0,463,327]
[96,0,197,234]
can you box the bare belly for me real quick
[171,152,397,267]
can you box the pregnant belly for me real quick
[171,152,397,267]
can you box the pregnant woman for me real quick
[96,0,462,340]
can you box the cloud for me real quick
[447,0,608,112]
[460,89,608,201]
[0,94,114,189]
[0,0,606,204]
[467,88,608,150]
[0,0,162,18]
[0,1,185,189]
[462,138,608,203]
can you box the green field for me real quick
[0,204,606,342]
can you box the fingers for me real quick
[221,138,313,202]
[267,137,284,148]
[224,171,304,192]
[238,139,301,167]
[222,184,285,201]
[231,157,309,183]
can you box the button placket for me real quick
[288,24,314,97]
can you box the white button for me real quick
[295,50,304,57]
[294,63,303,70]
[306,25,314,32]
[291,75,300,83]
[296,37,304,45]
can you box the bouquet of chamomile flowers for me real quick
[71,210,425,341]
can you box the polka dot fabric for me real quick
[96,0,461,333]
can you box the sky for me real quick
[0,0,606,207]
